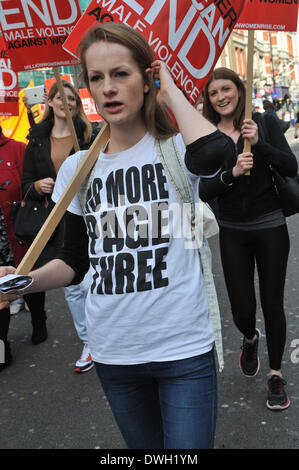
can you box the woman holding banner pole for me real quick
[197,67,297,410]
[0,23,231,448]
[21,80,99,372]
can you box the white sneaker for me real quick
[10,301,25,315]
[75,344,94,373]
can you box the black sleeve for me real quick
[22,142,43,200]
[198,168,237,202]
[56,211,89,285]
[185,130,231,176]
[253,113,298,177]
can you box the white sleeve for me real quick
[52,151,85,216]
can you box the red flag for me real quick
[236,0,298,31]
[63,0,247,104]
[0,0,82,71]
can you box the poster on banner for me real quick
[79,88,103,122]
[235,0,298,32]
[44,74,73,92]
[0,36,18,116]
[0,0,82,71]
[0,81,36,141]
[63,0,247,104]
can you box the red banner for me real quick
[79,88,103,122]
[0,36,18,116]
[63,0,246,104]
[0,0,82,71]
[235,0,298,31]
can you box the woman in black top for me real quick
[192,68,298,411]
[22,80,99,365]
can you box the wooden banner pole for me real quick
[53,67,80,153]
[15,123,110,275]
[244,29,255,175]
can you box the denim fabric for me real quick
[95,350,217,449]
[64,269,91,344]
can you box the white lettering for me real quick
[0,3,25,31]
[0,69,17,90]
[178,16,215,79]
[122,0,143,15]
[212,16,229,48]
[148,31,161,52]
[192,0,205,11]
[22,0,51,27]
[168,0,198,51]
[111,5,125,21]
[144,0,167,25]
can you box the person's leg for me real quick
[157,350,217,449]
[255,225,290,410]
[0,307,12,370]
[94,362,164,449]
[255,225,289,372]
[64,284,88,344]
[219,227,261,376]
[219,227,257,339]
[64,278,93,373]
[23,292,47,344]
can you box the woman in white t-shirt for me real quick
[0,23,230,449]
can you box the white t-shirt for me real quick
[53,132,214,364]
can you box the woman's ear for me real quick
[144,67,154,94]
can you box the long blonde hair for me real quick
[79,23,177,139]
[42,80,92,144]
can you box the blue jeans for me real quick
[64,269,91,344]
[95,350,217,449]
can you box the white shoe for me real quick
[10,301,24,315]
[75,344,94,373]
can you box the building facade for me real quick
[218,29,299,106]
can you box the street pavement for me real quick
[0,127,299,451]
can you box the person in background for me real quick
[294,108,299,139]
[21,80,99,373]
[0,127,56,370]
[198,67,297,411]
[9,95,48,316]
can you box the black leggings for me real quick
[219,224,290,371]
[0,292,46,343]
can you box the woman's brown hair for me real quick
[78,23,177,139]
[42,80,92,144]
[203,67,246,131]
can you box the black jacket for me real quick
[195,113,298,222]
[22,116,100,201]
[21,116,100,266]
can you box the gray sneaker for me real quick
[267,375,290,410]
[239,328,261,377]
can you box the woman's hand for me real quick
[0,267,22,309]
[232,152,254,177]
[241,119,258,145]
[37,177,55,194]
[146,60,176,106]
[22,95,32,112]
